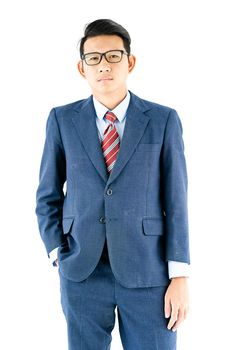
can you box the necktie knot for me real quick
[105,111,117,124]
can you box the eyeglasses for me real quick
[81,50,128,66]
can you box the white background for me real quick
[1,0,235,349]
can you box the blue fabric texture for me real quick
[59,246,177,350]
[35,91,190,288]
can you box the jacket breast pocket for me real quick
[62,217,74,235]
[142,217,164,236]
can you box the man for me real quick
[36,19,190,350]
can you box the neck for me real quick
[93,88,128,110]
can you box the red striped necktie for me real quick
[101,111,120,174]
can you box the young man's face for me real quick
[78,35,135,98]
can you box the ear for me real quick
[77,60,86,79]
[128,54,136,73]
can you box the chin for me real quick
[97,86,116,94]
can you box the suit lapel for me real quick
[72,97,108,183]
[71,92,151,185]
[107,94,151,185]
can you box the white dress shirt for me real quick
[50,91,189,278]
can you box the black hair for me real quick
[79,19,131,58]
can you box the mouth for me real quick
[97,77,113,82]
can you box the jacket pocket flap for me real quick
[62,217,74,234]
[142,218,164,236]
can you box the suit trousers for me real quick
[58,241,177,350]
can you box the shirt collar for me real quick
[93,91,130,122]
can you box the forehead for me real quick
[83,35,124,53]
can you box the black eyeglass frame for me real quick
[81,49,129,66]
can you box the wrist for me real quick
[170,276,189,282]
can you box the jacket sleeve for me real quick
[35,108,66,256]
[161,109,190,264]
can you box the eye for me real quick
[87,56,99,62]
[109,53,120,59]
[107,52,122,62]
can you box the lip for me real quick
[97,76,113,82]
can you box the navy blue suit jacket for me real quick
[35,91,190,288]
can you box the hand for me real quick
[164,277,189,332]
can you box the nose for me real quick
[98,65,111,73]
[98,55,111,73]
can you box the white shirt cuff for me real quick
[168,260,190,279]
[49,247,59,265]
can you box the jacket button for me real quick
[106,188,113,195]
[99,217,106,223]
